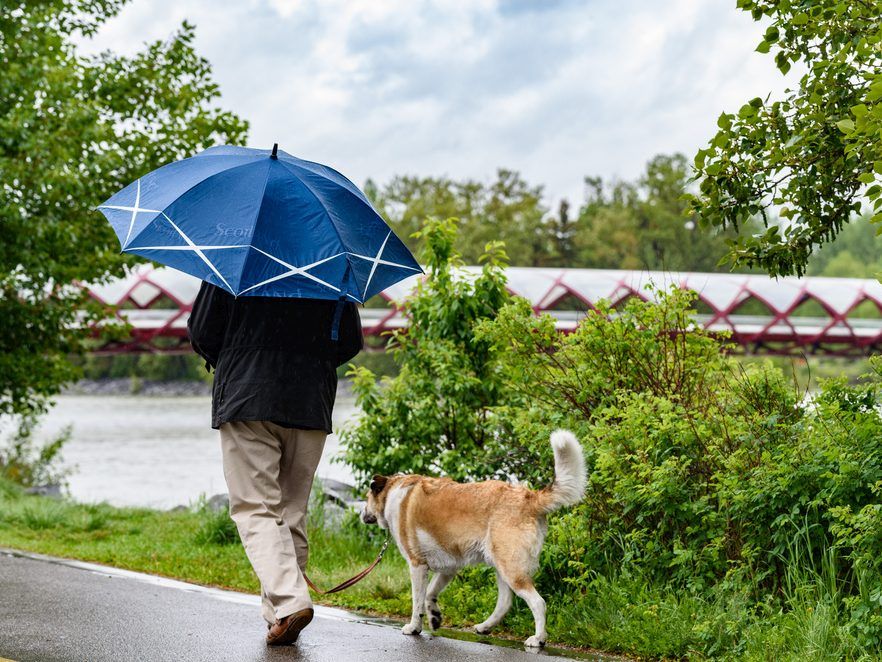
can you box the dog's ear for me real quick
[370,475,388,495]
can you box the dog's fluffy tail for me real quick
[538,430,586,513]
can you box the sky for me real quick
[79,0,792,208]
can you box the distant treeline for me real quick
[366,153,736,272]
[366,152,880,278]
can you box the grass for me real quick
[0,481,412,613]
[0,478,875,660]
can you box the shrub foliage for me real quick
[341,218,521,482]
[341,220,882,655]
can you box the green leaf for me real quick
[775,51,791,74]
[690,0,882,278]
[739,104,758,119]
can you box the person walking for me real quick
[188,282,363,646]
[98,143,418,642]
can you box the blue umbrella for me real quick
[97,144,422,303]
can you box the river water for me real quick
[28,393,359,509]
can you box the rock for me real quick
[313,478,366,527]
[316,477,361,508]
[205,493,230,513]
[25,484,62,498]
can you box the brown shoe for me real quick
[266,608,314,646]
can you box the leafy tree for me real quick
[366,175,476,254]
[574,154,736,272]
[689,0,882,277]
[465,169,548,266]
[368,169,549,266]
[340,218,524,483]
[369,155,732,271]
[544,199,576,267]
[0,1,247,419]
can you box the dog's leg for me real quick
[474,571,513,635]
[424,572,455,631]
[511,578,546,648]
[402,563,429,635]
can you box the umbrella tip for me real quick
[270,143,278,160]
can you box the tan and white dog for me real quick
[361,430,586,648]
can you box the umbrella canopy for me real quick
[97,145,421,303]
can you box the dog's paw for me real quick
[524,635,546,649]
[401,623,422,636]
[474,623,493,636]
[427,607,442,630]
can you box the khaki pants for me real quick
[220,420,326,624]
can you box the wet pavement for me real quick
[0,549,601,662]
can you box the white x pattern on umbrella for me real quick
[97,180,161,249]
[149,213,239,293]
[348,230,421,300]
[101,180,418,299]
[240,247,352,297]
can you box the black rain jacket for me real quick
[187,282,363,433]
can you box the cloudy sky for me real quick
[80,0,791,207]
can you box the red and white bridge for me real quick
[88,264,882,357]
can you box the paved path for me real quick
[0,550,598,662]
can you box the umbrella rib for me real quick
[275,160,355,279]
[239,247,345,295]
[237,268,334,296]
[117,159,262,251]
[124,180,141,248]
[348,252,422,271]
[97,180,164,250]
[99,204,161,213]
[156,213,235,294]
[361,231,391,300]
[131,244,250,251]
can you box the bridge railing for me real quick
[87,264,882,357]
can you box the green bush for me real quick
[340,217,522,483]
[192,497,239,546]
[0,416,70,488]
[483,291,882,646]
[340,219,882,656]
[830,481,882,648]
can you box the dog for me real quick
[361,430,586,648]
